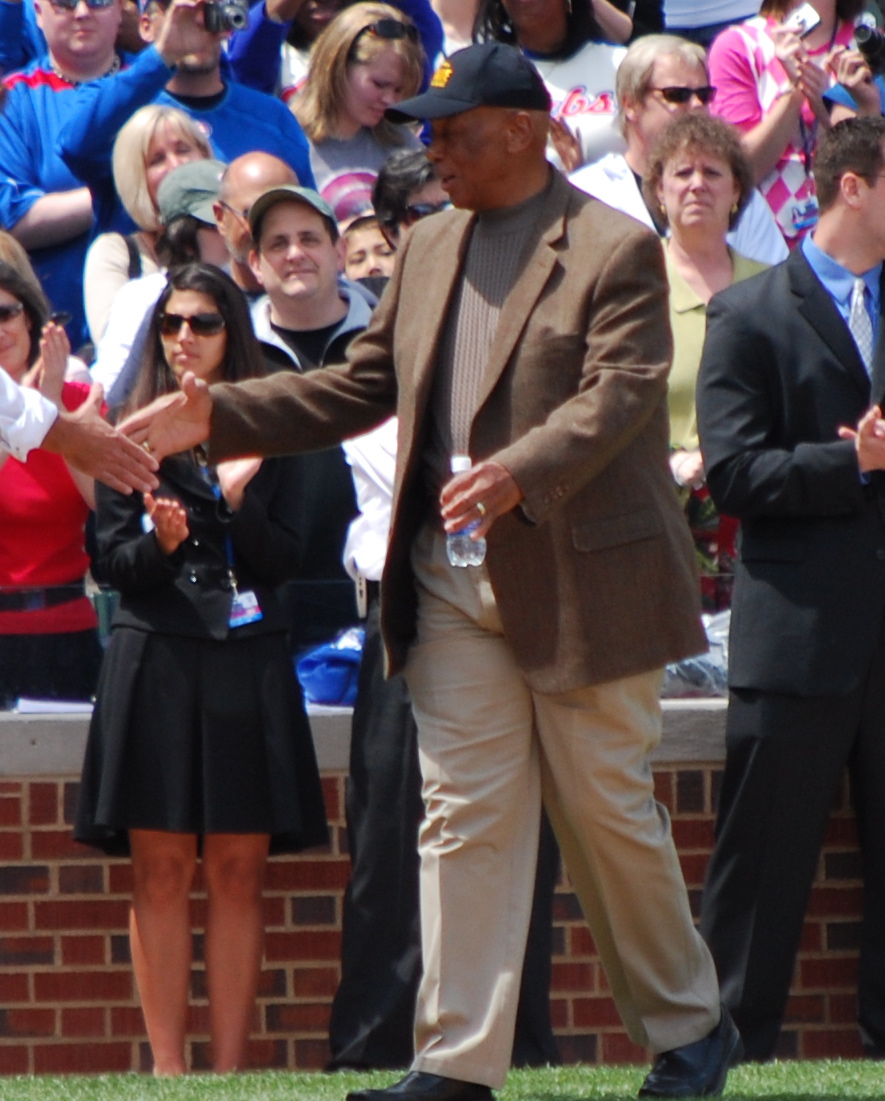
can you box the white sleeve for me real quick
[0,369,58,461]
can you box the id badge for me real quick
[792,194,819,233]
[229,588,263,628]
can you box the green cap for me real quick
[157,159,226,227]
[248,185,339,243]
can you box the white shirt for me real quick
[0,368,57,461]
[341,417,397,583]
[91,272,168,397]
[664,0,758,28]
[570,152,789,267]
[533,41,627,170]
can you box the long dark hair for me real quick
[0,260,50,366]
[472,0,600,60]
[127,263,266,414]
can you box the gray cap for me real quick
[248,185,339,242]
[157,158,226,227]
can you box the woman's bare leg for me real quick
[202,833,270,1072]
[129,829,198,1076]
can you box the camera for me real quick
[856,23,885,76]
[204,0,248,33]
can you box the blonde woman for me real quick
[83,106,213,345]
[293,3,425,194]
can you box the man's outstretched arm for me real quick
[118,372,214,460]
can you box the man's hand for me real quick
[42,383,159,494]
[119,371,214,460]
[829,47,882,116]
[154,0,226,67]
[439,459,523,539]
[838,404,885,472]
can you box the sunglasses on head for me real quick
[50,0,117,11]
[652,85,717,106]
[356,17,419,43]
[159,312,226,337]
[0,302,24,325]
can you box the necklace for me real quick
[49,51,121,86]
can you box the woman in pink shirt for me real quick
[708,0,862,245]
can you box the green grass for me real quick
[0,1063,882,1101]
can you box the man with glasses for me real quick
[0,0,131,348]
[123,42,740,1099]
[52,0,315,253]
[697,115,885,1063]
[571,33,788,266]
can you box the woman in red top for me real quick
[0,261,103,707]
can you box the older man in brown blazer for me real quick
[124,42,739,1101]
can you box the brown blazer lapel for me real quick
[472,175,570,418]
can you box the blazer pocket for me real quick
[572,508,662,552]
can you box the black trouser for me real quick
[700,612,885,1060]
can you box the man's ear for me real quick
[248,248,265,286]
[335,236,347,273]
[139,6,157,43]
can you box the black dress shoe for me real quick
[638,1007,743,1098]
[346,1071,493,1101]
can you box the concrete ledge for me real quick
[0,698,726,776]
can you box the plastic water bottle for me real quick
[446,455,487,568]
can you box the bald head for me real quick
[215,153,300,265]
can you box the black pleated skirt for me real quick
[75,627,329,856]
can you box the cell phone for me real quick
[48,311,72,327]
[784,2,822,38]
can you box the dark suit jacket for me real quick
[209,171,705,693]
[697,246,885,696]
[96,454,306,639]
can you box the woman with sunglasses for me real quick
[0,260,104,709]
[75,262,328,1075]
[708,0,863,245]
[642,112,765,610]
[293,3,425,195]
[83,106,213,346]
[472,0,629,172]
[0,0,131,349]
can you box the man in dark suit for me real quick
[697,115,885,1062]
[122,42,739,1100]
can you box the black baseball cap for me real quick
[386,42,551,123]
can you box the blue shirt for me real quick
[801,232,881,347]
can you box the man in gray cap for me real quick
[122,42,739,1100]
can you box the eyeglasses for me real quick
[159,312,226,337]
[49,0,117,11]
[218,199,250,221]
[651,85,717,106]
[355,18,419,44]
[403,200,451,224]
[0,302,24,325]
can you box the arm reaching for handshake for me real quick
[43,383,159,495]
[838,405,885,472]
[119,372,214,460]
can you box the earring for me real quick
[730,202,738,214]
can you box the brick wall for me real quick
[0,762,864,1074]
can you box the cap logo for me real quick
[431,59,453,88]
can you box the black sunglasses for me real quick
[355,18,419,44]
[0,302,24,325]
[403,200,451,224]
[50,0,117,10]
[159,312,226,337]
[651,85,717,106]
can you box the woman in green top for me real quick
[644,112,765,609]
